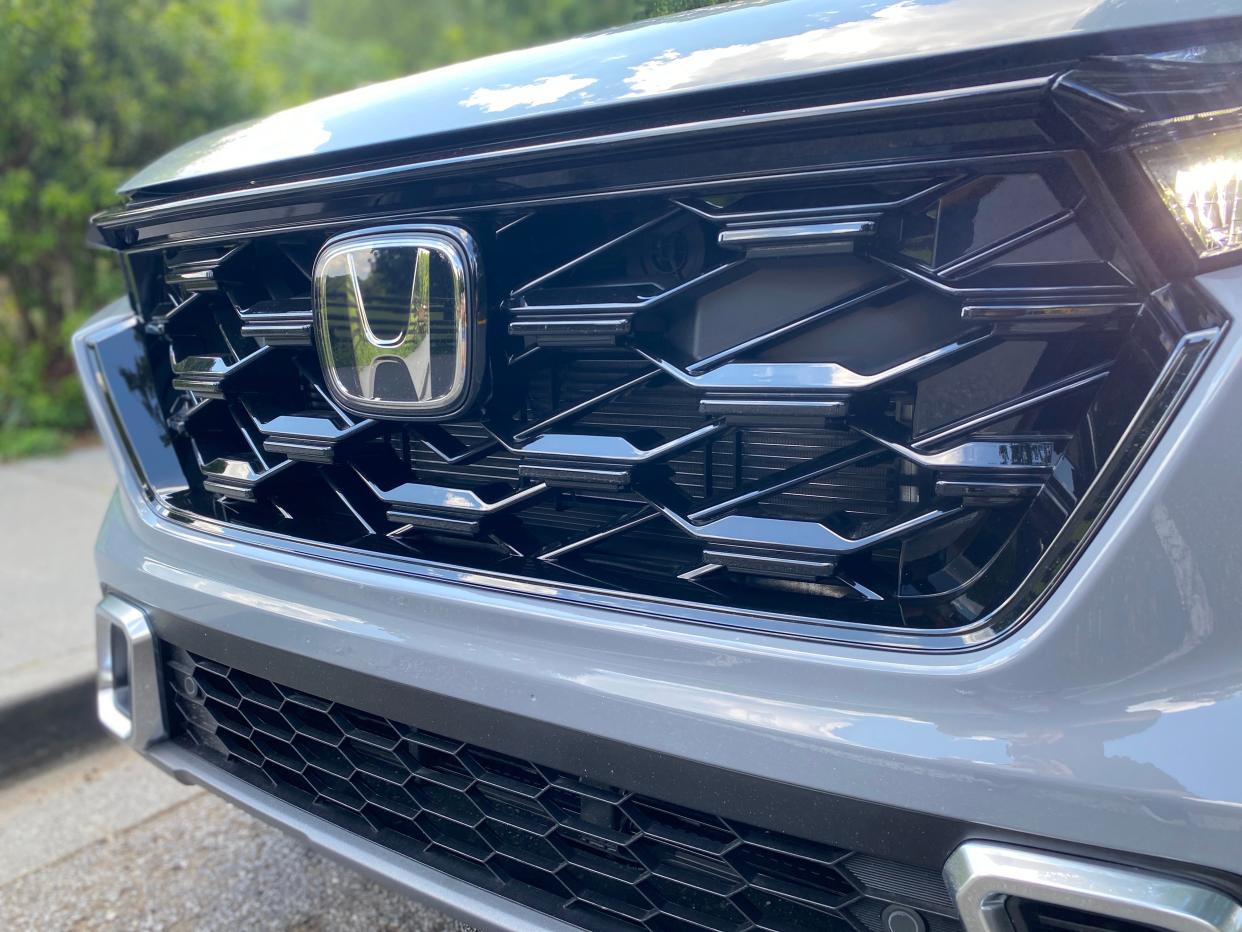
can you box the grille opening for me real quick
[166,646,963,932]
[115,154,1220,641]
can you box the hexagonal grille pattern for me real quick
[166,646,962,932]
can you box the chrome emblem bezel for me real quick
[313,225,485,420]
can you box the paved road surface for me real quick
[0,742,461,931]
[0,445,113,705]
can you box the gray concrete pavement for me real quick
[0,742,460,931]
[0,444,113,706]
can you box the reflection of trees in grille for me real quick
[366,247,424,328]
[118,355,173,448]
[325,247,433,400]
[357,246,429,349]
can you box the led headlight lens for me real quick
[1138,125,1242,258]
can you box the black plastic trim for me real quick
[140,613,1242,901]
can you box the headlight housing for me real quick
[1138,123,1242,258]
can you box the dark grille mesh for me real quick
[165,645,962,932]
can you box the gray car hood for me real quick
[120,0,1238,195]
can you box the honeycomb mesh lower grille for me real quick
[165,645,962,932]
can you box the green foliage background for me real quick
[0,0,726,459]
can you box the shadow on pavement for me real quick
[0,677,109,788]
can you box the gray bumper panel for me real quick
[85,266,1242,877]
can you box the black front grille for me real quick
[112,133,1222,644]
[165,645,963,932]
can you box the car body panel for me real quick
[85,265,1242,876]
[119,0,1242,195]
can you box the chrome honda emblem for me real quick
[313,227,484,419]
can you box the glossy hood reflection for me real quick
[461,73,599,113]
[121,0,1237,193]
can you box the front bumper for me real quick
[135,741,1242,932]
[81,266,1242,914]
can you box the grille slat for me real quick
[167,646,961,932]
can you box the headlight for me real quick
[1137,123,1242,258]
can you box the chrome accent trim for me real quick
[961,302,1141,322]
[640,331,991,392]
[360,472,548,516]
[698,396,849,419]
[95,594,166,748]
[650,501,956,555]
[944,842,1242,932]
[507,317,631,337]
[170,343,272,398]
[718,220,876,253]
[504,420,726,464]
[675,177,963,222]
[858,430,1060,472]
[313,228,479,419]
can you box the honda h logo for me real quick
[313,227,484,419]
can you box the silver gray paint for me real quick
[119,0,1241,193]
[86,267,1242,876]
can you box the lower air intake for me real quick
[165,645,963,932]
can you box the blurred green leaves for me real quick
[0,0,287,457]
[261,0,647,103]
[0,0,725,459]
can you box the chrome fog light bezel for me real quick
[96,594,166,748]
[945,842,1242,932]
